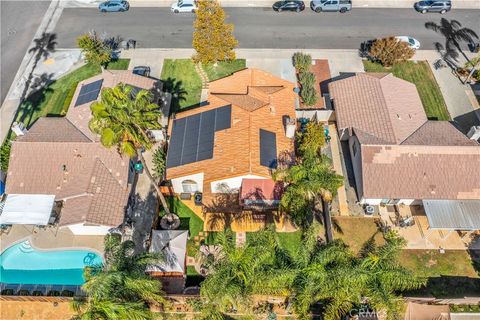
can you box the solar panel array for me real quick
[74,79,103,107]
[166,105,231,168]
[259,129,277,169]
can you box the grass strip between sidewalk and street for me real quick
[363,60,450,121]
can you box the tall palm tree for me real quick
[273,154,343,234]
[291,229,427,320]
[199,229,294,317]
[72,235,166,320]
[89,83,171,214]
[426,18,478,63]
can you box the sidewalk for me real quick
[64,0,480,8]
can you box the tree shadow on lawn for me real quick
[162,77,199,113]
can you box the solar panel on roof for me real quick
[260,129,277,169]
[166,105,232,168]
[128,85,144,98]
[74,79,103,107]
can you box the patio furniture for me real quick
[160,213,181,230]
[399,216,415,228]
[179,192,191,200]
[194,192,202,206]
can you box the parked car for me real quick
[132,66,151,77]
[171,0,197,13]
[396,36,421,50]
[414,1,451,14]
[98,0,129,12]
[310,0,352,13]
[272,1,305,12]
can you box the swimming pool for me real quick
[0,241,103,285]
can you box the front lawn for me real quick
[12,59,130,131]
[161,59,202,112]
[203,59,246,82]
[363,60,450,121]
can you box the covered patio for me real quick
[378,201,480,250]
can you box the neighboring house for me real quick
[147,230,188,294]
[67,69,167,141]
[329,73,480,230]
[3,69,167,236]
[165,68,297,211]
[5,117,134,235]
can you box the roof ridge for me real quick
[64,116,96,142]
[399,120,429,145]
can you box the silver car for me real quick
[414,1,451,14]
[310,0,352,13]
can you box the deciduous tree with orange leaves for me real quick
[192,0,238,64]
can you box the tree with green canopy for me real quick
[89,83,171,214]
[72,234,167,320]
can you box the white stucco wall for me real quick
[68,224,112,235]
[210,175,268,193]
[171,172,204,193]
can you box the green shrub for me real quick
[293,52,312,72]
[300,85,318,106]
[152,147,166,179]
[0,140,12,172]
[299,71,316,88]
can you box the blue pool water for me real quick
[0,241,103,285]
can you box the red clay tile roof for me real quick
[361,144,480,200]
[166,69,297,196]
[240,178,283,201]
[66,70,159,141]
[329,73,427,144]
[7,118,131,227]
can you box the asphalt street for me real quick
[54,7,479,50]
[0,1,50,104]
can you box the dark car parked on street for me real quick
[414,1,451,14]
[99,0,129,12]
[273,1,306,12]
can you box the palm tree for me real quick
[199,229,294,317]
[426,18,478,63]
[72,234,167,320]
[89,83,171,214]
[291,229,427,320]
[274,154,343,234]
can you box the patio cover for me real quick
[423,200,480,231]
[0,194,55,225]
[240,178,283,206]
[147,230,188,274]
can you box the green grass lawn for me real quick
[161,59,203,112]
[333,217,385,254]
[203,59,246,82]
[13,59,130,131]
[363,60,450,121]
[164,196,204,256]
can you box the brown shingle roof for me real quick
[361,144,480,200]
[66,70,159,141]
[329,73,427,144]
[7,118,131,227]
[401,121,478,146]
[213,93,268,112]
[17,117,91,143]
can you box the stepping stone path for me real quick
[194,63,209,89]
[235,232,246,247]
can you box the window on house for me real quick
[182,180,198,193]
[352,141,358,157]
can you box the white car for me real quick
[396,36,421,50]
[171,0,197,13]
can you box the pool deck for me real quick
[0,226,105,254]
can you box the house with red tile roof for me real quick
[329,73,480,231]
[4,70,164,235]
[165,68,296,212]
